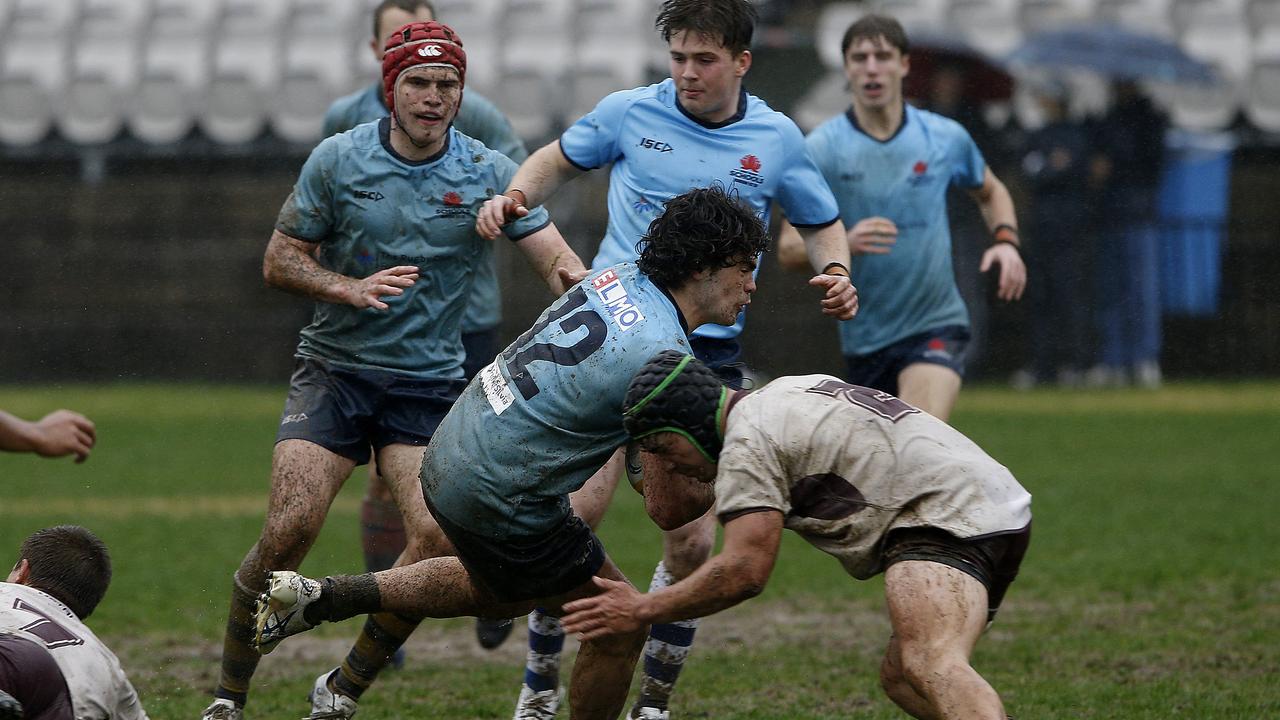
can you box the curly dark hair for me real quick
[841,14,910,57]
[636,185,770,290]
[16,525,112,620]
[655,0,757,55]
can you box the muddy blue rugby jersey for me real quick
[559,78,839,340]
[807,104,986,356]
[421,263,692,539]
[276,118,549,378]
[323,83,529,334]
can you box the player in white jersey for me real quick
[0,526,148,720]
[562,351,1032,720]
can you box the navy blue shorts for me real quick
[844,325,971,396]
[461,327,501,383]
[0,634,73,720]
[424,496,607,604]
[690,336,748,390]
[275,357,465,464]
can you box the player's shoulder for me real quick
[910,105,974,144]
[599,80,672,115]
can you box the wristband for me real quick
[992,239,1022,254]
[992,224,1020,247]
[506,188,528,207]
[821,261,850,277]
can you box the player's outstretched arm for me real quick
[562,509,783,640]
[0,409,96,462]
[512,222,588,295]
[263,230,418,310]
[476,141,584,240]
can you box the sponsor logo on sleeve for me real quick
[591,269,646,331]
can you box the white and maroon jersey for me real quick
[714,375,1032,580]
[0,583,147,720]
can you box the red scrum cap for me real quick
[382,21,466,112]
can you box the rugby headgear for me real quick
[623,350,729,463]
[381,21,466,112]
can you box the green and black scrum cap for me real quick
[623,350,728,463]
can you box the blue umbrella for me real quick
[1006,24,1217,85]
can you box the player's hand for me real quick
[561,576,647,640]
[350,266,419,310]
[476,195,529,240]
[30,410,96,463]
[848,217,897,255]
[810,274,859,321]
[980,243,1026,302]
[556,266,590,290]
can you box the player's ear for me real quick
[735,49,752,78]
[901,52,910,79]
[6,558,30,584]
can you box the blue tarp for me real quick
[1157,129,1235,316]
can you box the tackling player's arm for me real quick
[968,167,1027,302]
[510,222,588,296]
[476,141,586,240]
[0,409,96,462]
[263,230,419,310]
[776,221,859,321]
[561,509,783,639]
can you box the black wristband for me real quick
[993,223,1018,236]
[821,261,850,277]
[992,239,1022,253]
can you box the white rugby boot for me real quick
[254,570,323,654]
[200,698,244,720]
[512,683,561,720]
[305,668,359,720]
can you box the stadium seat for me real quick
[0,1,76,146]
[1246,0,1280,34]
[57,0,152,144]
[947,0,1025,56]
[1244,28,1280,130]
[815,2,865,69]
[150,0,222,33]
[1171,0,1246,32]
[270,31,354,144]
[498,0,576,74]
[1092,0,1176,36]
[200,4,287,144]
[1171,18,1249,129]
[871,0,949,33]
[1020,0,1097,32]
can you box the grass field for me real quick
[1,382,1278,719]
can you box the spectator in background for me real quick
[1,525,149,720]
[322,0,530,652]
[1087,79,1168,389]
[1012,78,1096,388]
[0,409,95,462]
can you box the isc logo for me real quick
[417,45,443,57]
[638,137,673,153]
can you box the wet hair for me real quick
[373,0,436,39]
[624,350,728,463]
[841,14,910,57]
[655,0,757,56]
[16,526,112,620]
[635,185,769,290]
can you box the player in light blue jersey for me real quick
[252,187,771,720]
[475,3,859,716]
[201,22,586,720]
[321,0,532,654]
[780,14,1026,423]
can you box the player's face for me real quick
[372,6,435,60]
[843,36,909,111]
[393,66,461,153]
[642,433,717,483]
[668,30,751,124]
[694,254,758,327]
